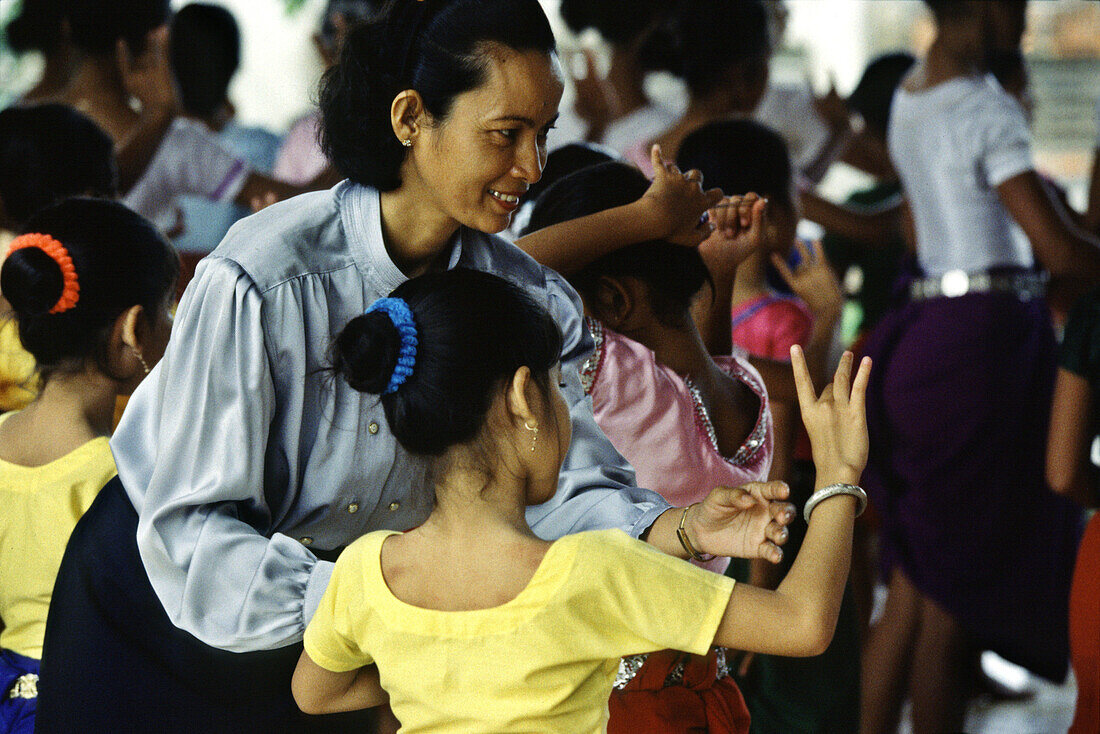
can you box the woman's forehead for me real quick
[462,47,564,126]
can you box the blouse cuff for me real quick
[302,558,336,627]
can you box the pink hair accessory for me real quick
[5,232,81,314]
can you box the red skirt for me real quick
[1069,514,1100,734]
[607,649,751,734]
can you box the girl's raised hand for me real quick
[699,193,768,273]
[771,240,843,325]
[639,144,724,247]
[791,346,871,484]
[688,481,797,563]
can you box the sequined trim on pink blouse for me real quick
[582,317,770,468]
[684,363,770,468]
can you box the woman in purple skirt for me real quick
[859,3,1100,733]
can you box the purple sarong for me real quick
[862,284,1082,682]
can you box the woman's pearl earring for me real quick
[524,421,538,452]
[401,138,413,148]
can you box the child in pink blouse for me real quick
[522,160,774,732]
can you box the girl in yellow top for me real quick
[0,199,176,734]
[293,268,872,733]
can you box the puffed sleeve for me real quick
[112,256,334,653]
[525,270,671,539]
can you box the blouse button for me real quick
[300,536,313,547]
[347,502,359,514]
[368,422,379,435]
[389,502,400,512]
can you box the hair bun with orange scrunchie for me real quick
[5,232,81,314]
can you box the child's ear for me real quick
[592,276,633,329]
[107,304,147,379]
[505,365,538,428]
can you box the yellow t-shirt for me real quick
[0,413,116,658]
[304,528,735,733]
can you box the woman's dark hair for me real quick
[1,198,178,379]
[332,268,562,456]
[649,0,770,98]
[0,104,117,230]
[677,118,793,211]
[6,0,65,54]
[522,161,711,329]
[319,0,556,191]
[847,52,916,138]
[62,0,169,55]
[170,4,241,119]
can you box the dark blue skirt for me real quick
[862,287,1083,682]
[34,477,378,733]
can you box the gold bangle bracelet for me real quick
[676,503,713,562]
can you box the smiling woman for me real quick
[33,1,741,733]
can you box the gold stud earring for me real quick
[524,420,538,452]
[401,138,413,148]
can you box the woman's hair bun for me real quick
[332,311,401,394]
[1,246,65,316]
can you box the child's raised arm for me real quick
[771,240,844,385]
[712,347,871,657]
[516,144,723,274]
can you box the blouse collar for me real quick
[342,183,465,293]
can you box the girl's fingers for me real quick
[765,519,789,545]
[744,480,790,502]
[849,356,872,411]
[790,344,816,409]
[760,541,783,564]
[650,144,665,178]
[703,187,725,211]
[807,239,826,262]
[794,238,813,266]
[769,500,797,523]
[832,351,854,406]
[771,252,795,285]
[684,168,703,183]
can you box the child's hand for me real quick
[687,481,797,564]
[699,193,768,273]
[639,144,724,247]
[791,346,870,484]
[771,240,843,325]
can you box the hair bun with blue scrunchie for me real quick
[332,296,419,396]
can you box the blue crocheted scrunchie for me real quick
[365,297,418,394]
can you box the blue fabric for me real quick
[0,649,38,734]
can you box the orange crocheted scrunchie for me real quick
[5,233,81,314]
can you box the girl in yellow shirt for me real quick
[0,199,176,733]
[293,268,872,733]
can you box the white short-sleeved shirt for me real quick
[123,117,249,232]
[889,74,1034,276]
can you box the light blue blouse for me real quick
[111,182,669,653]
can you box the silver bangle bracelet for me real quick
[804,483,867,523]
